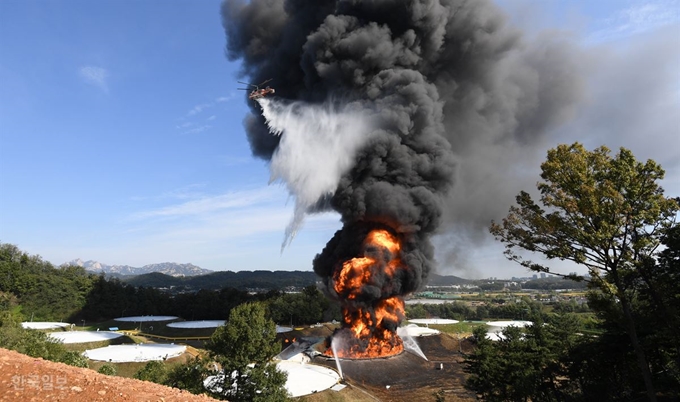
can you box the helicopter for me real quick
[237,79,275,100]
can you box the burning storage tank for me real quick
[314,222,436,359]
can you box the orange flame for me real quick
[330,229,406,359]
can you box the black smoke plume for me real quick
[221,0,581,301]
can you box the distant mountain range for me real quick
[121,271,471,292]
[66,258,213,277]
[64,258,471,291]
[124,270,320,291]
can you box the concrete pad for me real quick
[83,344,186,362]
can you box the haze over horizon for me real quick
[1,0,678,280]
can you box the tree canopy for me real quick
[205,302,289,402]
[465,315,584,401]
[490,143,679,401]
[491,143,677,278]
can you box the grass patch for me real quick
[149,325,217,339]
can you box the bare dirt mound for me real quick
[0,348,218,402]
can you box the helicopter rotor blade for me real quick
[258,78,273,86]
[237,81,257,87]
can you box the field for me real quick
[45,319,478,401]
[46,290,593,401]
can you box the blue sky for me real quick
[1,0,678,279]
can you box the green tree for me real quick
[0,243,99,322]
[59,351,89,368]
[98,364,117,376]
[134,360,167,384]
[0,293,66,361]
[490,143,678,401]
[205,302,289,402]
[164,357,208,395]
[465,314,583,401]
[405,303,428,319]
[634,223,680,393]
[474,305,489,321]
[267,285,329,326]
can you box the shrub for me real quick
[134,360,167,384]
[59,351,89,368]
[98,364,117,376]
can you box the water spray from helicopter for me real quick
[254,96,375,250]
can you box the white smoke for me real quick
[257,98,374,250]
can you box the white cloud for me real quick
[130,186,284,220]
[142,207,293,240]
[221,155,253,166]
[215,93,237,103]
[37,184,341,271]
[80,182,340,271]
[187,103,212,116]
[130,183,208,202]
[78,65,109,92]
[160,183,209,200]
[182,125,212,135]
[588,0,680,43]
[118,186,323,266]
[207,115,216,121]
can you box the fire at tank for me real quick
[320,225,406,359]
[223,0,585,360]
[311,215,441,360]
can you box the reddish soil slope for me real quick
[0,348,219,402]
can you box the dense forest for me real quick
[0,243,334,325]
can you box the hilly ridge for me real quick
[123,270,321,291]
[122,271,470,292]
[65,258,470,292]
